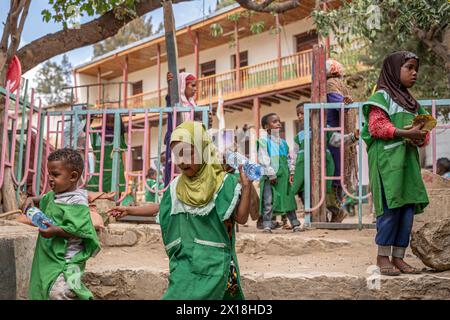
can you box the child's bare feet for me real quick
[391,257,421,274]
[377,255,400,276]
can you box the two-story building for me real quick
[73,2,338,173]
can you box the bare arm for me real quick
[234,166,251,225]
[107,204,160,218]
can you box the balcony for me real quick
[122,49,313,110]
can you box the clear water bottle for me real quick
[225,151,261,181]
[25,207,54,230]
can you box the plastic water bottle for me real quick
[225,151,262,181]
[25,207,54,230]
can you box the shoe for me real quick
[263,227,272,233]
[292,225,304,232]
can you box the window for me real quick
[295,31,318,52]
[231,51,248,69]
[131,146,143,171]
[132,81,143,96]
[280,121,286,140]
[201,60,216,77]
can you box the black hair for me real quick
[147,167,157,179]
[261,113,278,128]
[296,101,309,109]
[437,158,450,170]
[48,148,84,176]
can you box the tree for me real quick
[0,0,299,212]
[312,0,450,96]
[34,54,73,105]
[215,0,237,11]
[93,16,155,57]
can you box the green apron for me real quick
[291,130,335,195]
[29,192,100,300]
[144,178,163,202]
[362,89,429,216]
[87,133,127,193]
[158,173,244,300]
[87,133,134,205]
[257,137,297,215]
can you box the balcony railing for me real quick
[95,49,313,109]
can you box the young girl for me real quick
[158,121,251,300]
[362,51,430,276]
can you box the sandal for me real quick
[378,265,401,276]
[393,262,422,274]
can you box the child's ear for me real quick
[70,170,80,182]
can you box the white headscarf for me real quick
[177,72,197,122]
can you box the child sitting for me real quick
[292,102,359,222]
[25,148,100,300]
[258,113,301,233]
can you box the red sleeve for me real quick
[368,107,396,140]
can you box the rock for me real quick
[411,218,450,271]
[0,220,37,299]
[421,169,450,189]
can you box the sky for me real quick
[0,0,219,85]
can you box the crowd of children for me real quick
[19,50,438,300]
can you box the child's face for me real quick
[170,141,202,177]
[400,58,418,88]
[264,114,282,131]
[185,81,197,99]
[296,106,304,122]
[47,161,79,194]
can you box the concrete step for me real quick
[83,267,450,300]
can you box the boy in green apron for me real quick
[362,51,429,276]
[293,102,359,222]
[25,148,100,299]
[257,113,301,233]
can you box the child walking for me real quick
[362,51,430,276]
[25,148,100,300]
[258,113,301,233]
[292,102,359,222]
[158,121,251,300]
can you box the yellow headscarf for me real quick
[170,121,226,206]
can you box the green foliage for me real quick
[312,0,450,101]
[210,23,224,37]
[34,54,73,106]
[215,0,236,11]
[93,15,156,57]
[42,0,138,28]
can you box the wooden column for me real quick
[72,71,78,103]
[122,55,129,108]
[322,2,331,59]
[311,45,327,222]
[146,123,151,174]
[194,31,199,99]
[234,21,241,91]
[97,67,102,107]
[157,44,161,106]
[253,97,260,139]
[276,14,282,81]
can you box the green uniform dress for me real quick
[158,173,244,300]
[291,129,335,195]
[144,178,163,202]
[362,89,429,216]
[257,137,297,215]
[28,191,100,300]
[87,133,133,205]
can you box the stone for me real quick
[411,219,450,271]
[421,169,450,189]
[0,220,37,299]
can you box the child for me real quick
[436,157,450,179]
[292,102,359,222]
[144,168,163,203]
[25,148,100,300]
[362,51,430,276]
[258,113,301,233]
[158,121,251,300]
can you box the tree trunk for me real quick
[344,108,358,192]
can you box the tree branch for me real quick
[16,0,189,73]
[235,0,300,13]
[413,26,450,71]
